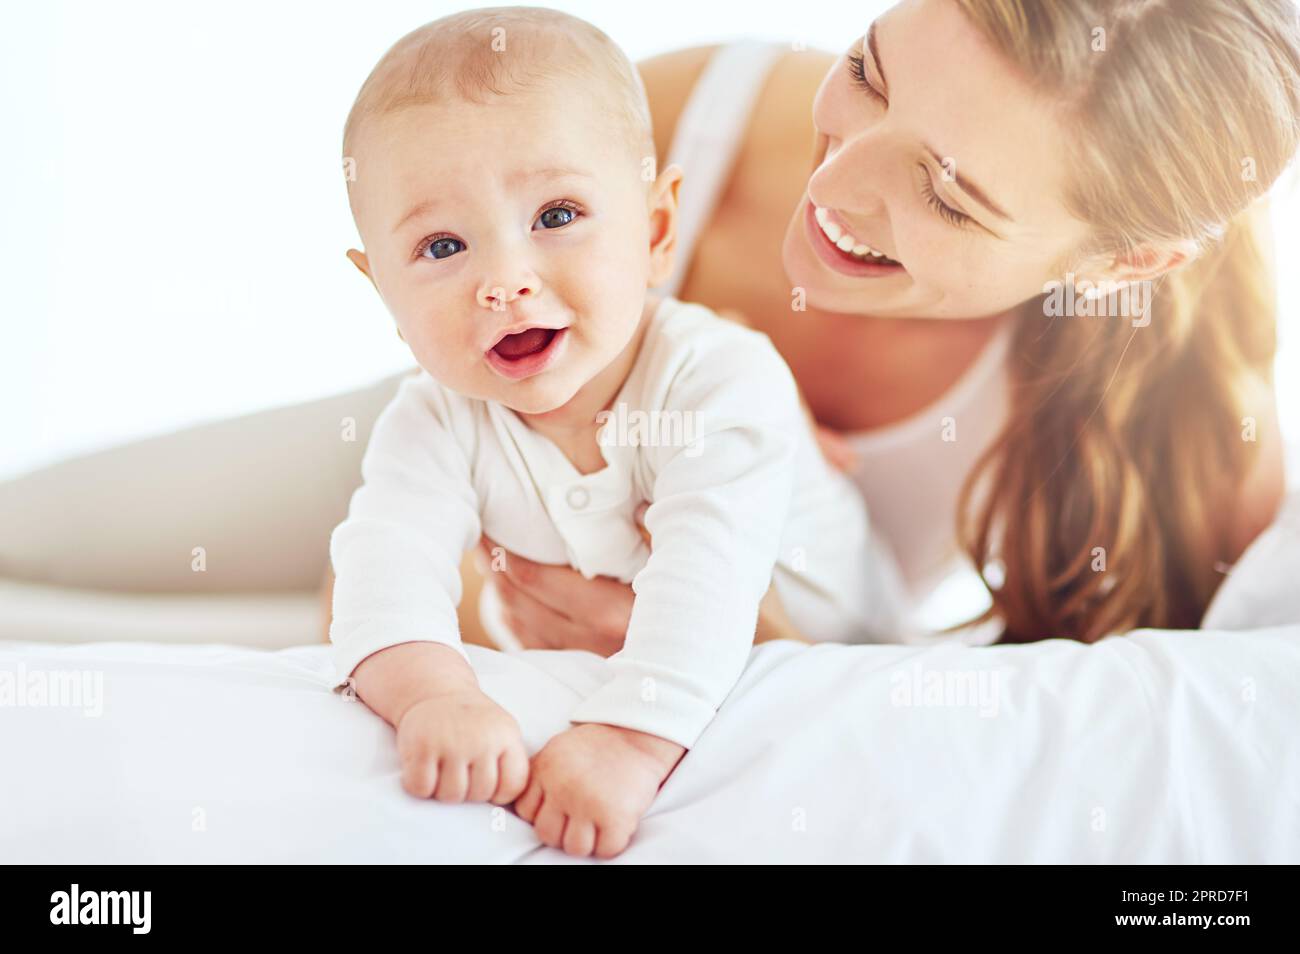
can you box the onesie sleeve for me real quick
[327,370,482,690]
[566,331,802,748]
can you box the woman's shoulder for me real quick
[744,46,838,151]
[637,44,836,177]
[638,44,836,318]
[731,46,837,201]
[637,45,720,168]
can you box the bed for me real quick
[3,492,1298,863]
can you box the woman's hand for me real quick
[479,534,636,657]
[814,425,858,473]
[483,503,811,655]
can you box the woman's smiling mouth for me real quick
[803,198,907,277]
[814,205,897,261]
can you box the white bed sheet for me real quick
[2,492,1298,863]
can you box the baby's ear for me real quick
[647,163,683,286]
[346,248,378,290]
[652,161,683,213]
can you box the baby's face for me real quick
[348,83,676,415]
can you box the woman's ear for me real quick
[647,162,683,287]
[1096,237,1200,286]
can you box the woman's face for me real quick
[782,0,1094,320]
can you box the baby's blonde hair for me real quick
[342,6,654,198]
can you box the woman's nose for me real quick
[810,131,889,218]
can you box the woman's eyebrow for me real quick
[868,19,1014,224]
[867,21,889,97]
[923,147,1014,223]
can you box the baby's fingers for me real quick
[493,743,530,806]
[433,760,470,802]
[562,818,597,857]
[514,777,544,823]
[533,799,568,850]
[465,754,499,803]
[400,753,440,800]
[594,819,636,859]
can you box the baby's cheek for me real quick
[575,227,652,286]
[436,353,488,394]
[404,326,475,387]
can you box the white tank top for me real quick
[654,40,1012,614]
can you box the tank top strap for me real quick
[652,40,787,299]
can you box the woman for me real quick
[477,0,1296,650]
[3,0,1295,651]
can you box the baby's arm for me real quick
[351,642,528,804]
[566,340,802,749]
[330,371,528,804]
[517,331,802,855]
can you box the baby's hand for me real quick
[396,689,530,804]
[515,723,686,858]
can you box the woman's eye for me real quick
[847,51,886,105]
[917,164,974,229]
[534,204,579,230]
[420,237,465,260]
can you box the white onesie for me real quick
[329,295,909,748]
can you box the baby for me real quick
[330,6,907,858]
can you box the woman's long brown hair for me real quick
[952,0,1299,642]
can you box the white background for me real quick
[2,0,1296,478]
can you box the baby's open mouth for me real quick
[484,326,569,380]
[491,327,557,361]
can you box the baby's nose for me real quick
[476,279,538,311]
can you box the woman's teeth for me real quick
[813,205,897,263]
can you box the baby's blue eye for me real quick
[535,206,575,230]
[423,237,465,260]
